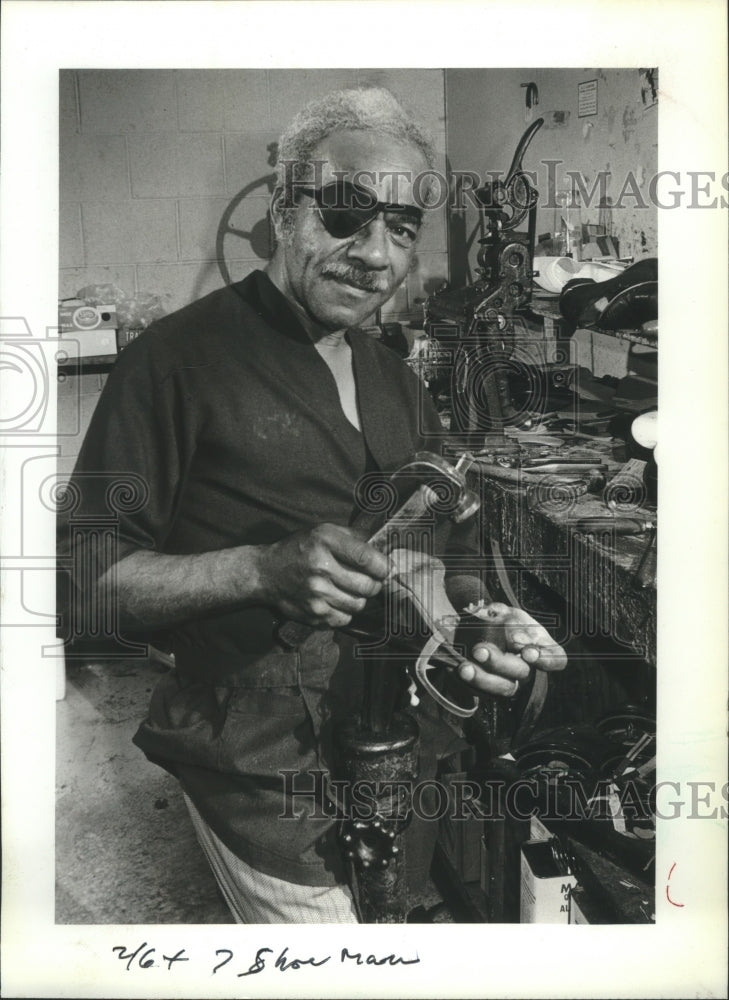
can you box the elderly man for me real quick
[68,87,565,923]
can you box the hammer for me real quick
[276,452,479,650]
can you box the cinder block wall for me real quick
[60,68,447,319]
[58,69,448,471]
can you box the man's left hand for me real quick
[386,549,567,700]
[455,601,567,698]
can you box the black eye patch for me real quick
[296,181,422,241]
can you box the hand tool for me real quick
[573,517,655,536]
[474,460,575,485]
[610,732,655,779]
[502,431,566,448]
[277,451,480,653]
[550,429,613,442]
[520,455,604,468]
[490,452,605,469]
[521,462,608,475]
[489,537,549,746]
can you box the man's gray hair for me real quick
[275,87,436,198]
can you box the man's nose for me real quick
[346,216,389,268]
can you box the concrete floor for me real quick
[55,654,451,924]
[56,654,231,923]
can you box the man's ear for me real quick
[270,185,290,241]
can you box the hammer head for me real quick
[391,451,480,520]
[452,488,480,523]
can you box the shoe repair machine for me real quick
[424,116,544,437]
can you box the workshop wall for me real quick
[445,67,658,282]
[58,69,448,472]
[445,68,658,379]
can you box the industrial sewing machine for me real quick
[424,118,544,438]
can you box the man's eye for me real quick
[387,222,418,244]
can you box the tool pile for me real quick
[455,401,657,590]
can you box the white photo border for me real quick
[1,1,727,997]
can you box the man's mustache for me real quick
[320,263,390,293]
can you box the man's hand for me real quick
[256,523,391,629]
[455,601,567,698]
[385,549,567,700]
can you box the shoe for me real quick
[559,258,657,326]
[597,281,657,330]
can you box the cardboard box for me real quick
[568,885,591,924]
[520,839,577,924]
[58,301,118,360]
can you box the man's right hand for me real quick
[255,524,391,629]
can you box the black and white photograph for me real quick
[53,63,662,926]
[1,3,727,998]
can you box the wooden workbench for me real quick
[473,470,656,667]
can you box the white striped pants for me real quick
[183,793,358,923]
